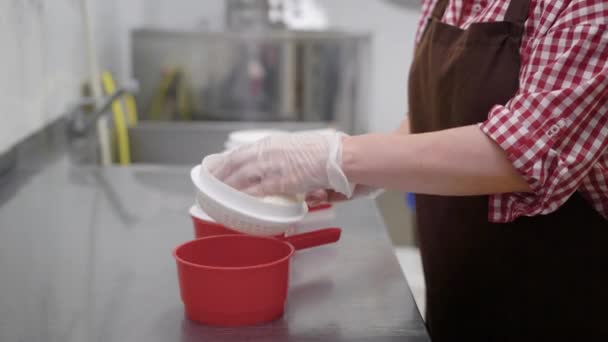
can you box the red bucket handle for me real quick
[281,228,341,251]
[308,203,332,212]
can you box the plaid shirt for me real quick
[415,0,608,222]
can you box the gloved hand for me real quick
[306,185,384,206]
[209,132,355,198]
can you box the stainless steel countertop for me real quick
[0,155,429,341]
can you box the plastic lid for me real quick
[191,155,308,222]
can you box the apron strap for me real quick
[504,0,532,24]
[431,0,449,20]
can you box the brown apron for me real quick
[408,0,608,340]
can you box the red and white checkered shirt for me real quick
[415,0,608,222]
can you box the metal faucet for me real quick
[66,89,127,138]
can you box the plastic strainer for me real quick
[224,129,287,151]
[190,154,308,236]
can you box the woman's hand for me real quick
[305,185,383,207]
[209,132,354,198]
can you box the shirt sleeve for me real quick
[479,12,608,222]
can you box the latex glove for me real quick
[210,132,355,198]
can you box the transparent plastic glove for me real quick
[210,132,355,198]
[306,185,384,207]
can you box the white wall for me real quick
[323,1,420,133]
[0,0,420,155]
[0,0,86,155]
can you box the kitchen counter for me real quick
[0,127,429,341]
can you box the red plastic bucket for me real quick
[189,205,285,238]
[190,211,239,238]
[173,228,341,326]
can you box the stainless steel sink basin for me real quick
[128,121,329,164]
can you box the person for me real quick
[210,0,608,340]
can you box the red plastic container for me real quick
[173,228,341,326]
[190,204,331,238]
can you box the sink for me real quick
[128,121,329,165]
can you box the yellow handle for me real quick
[101,71,131,165]
[149,68,177,120]
[124,93,138,127]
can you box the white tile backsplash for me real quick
[0,0,87,154]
